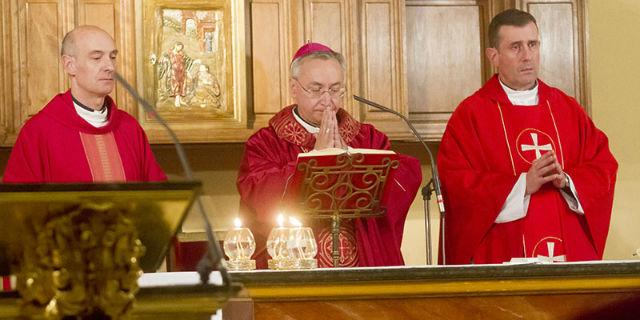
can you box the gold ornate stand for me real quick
[294,153,398,267]
[0,182,237,319]
[17,203,144,319]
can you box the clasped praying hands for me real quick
[314,107,346,150]
[525,150,568,195]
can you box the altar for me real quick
[224,261,640,319]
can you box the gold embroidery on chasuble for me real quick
[497,100,568,260]
[316,222,359,267]
[497,101,566,173]
[516,129,557,164]
[336,108,361,145]
[530,236,566,262]
[79,132,126,182]
[270,105,362,150]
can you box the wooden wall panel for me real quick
[301,0,356,116]
[251,1,289,116]
[361,1,402,123]
[77,0,136,115]
[405,0,486,139]
[305,1,344,53]
[0,0,590,145]
[0,0,10,143]
[407,3,483,114]
[522,0,583,104]
[77,0,120,105]
[16,0,67,129]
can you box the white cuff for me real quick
[560,173,584,214]
[496,174,530,223]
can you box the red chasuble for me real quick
[438,75,617,265]
[237,105,421,268]
[3,90,166,183]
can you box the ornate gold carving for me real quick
[15,203,145,319]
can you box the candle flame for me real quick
[289,216,303,227]
[276,213,285,227]
[233,217,242,228]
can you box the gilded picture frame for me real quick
[139,0,247,142]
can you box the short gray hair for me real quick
[61,29,76,56]
[290,51,346,79]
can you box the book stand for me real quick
[292,152,398,267]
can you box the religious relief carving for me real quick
[142,1,248,122]
[150,9,225,112]
[140,0,248,142]
[15,203,144,319]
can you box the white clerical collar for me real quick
[74,101,109,128]
[292,107,319,134]
[499,79,539,106]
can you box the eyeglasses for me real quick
[293,78,345,99]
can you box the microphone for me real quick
[114,72,230,285]
[353,95,446,265]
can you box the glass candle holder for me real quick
[266,226,291,270]
[223,220,256,271]
[287,226,317,269]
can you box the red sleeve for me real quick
[3,120,45,183]
[561,95,617,257]
[352,125,422,265]
[137,126,167,182]
[437,101,519,264]
[236,128,298,267]
[352,124,422,235]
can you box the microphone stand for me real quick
[353,95,446,265]
[114,72,230,286]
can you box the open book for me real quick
[285,147,399,218]
[298,147,395,158]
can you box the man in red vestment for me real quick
[438,9,617,265]
[3,25,166,183]
[237,43,421,268]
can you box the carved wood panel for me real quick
[251,0,291,129]
[404,0,490,140]
[0,0,589,145]
[358,0,405,133]
[9,0,71,145]
[76,0,125,111]
[301,0,357,115]
[0,0,10,144]
[519,0,587,108]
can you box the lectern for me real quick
[288,151,398,267]
[0,182,238,319]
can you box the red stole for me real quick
[79,132,126,182]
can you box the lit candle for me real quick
[287,216,317,269]
[223,217,256,270]
[287,216,305,268]
[277,213,286,227]
[267,212,291,269]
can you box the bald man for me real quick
[3,25,166,183]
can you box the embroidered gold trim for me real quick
[497,102,517,176]
[546,100,565,169]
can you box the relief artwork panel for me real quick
[143,1,237,122]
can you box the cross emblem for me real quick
[536,242,566,263]
[521,132,553,159]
